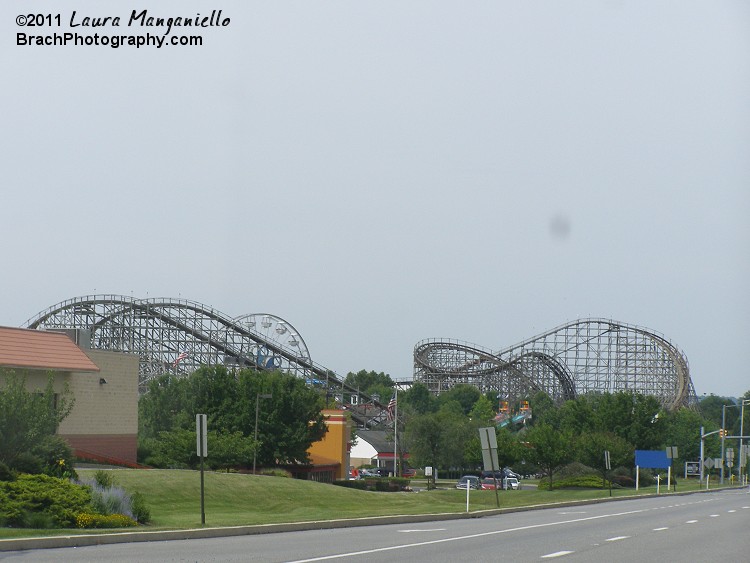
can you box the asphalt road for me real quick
[1,489,748,562]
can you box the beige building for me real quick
[0,326,140,465]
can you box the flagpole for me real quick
[393,385,398,477]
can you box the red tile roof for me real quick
[0,326,99,372]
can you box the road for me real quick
[2,489,748,562]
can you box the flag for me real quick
[386,394,397,421]
[173,352,189,367]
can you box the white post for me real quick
[466,480,470,512]
[667,466,671,493]
[656,474,660,495]
[636,465,639,491]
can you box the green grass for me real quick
[0,470,730,539]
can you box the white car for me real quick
[503,477,519,490]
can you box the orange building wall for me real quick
[307,409,351,479]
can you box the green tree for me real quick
[469,395,497,426]
[529,391,559,428]
[344,370,394,404]
[138,366,327,467]
[401,382,436,414]
[0,370,74,474]
[575,431,633,486]
[526,423,573,489]
[236,369,327,466]
[437,384,481,416]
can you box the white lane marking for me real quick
[285,507,651,562]
[541,551,574,559]
[727,510,736,513]
[709,514,719,518]
[653,527,668,531]
[605,536,629,542]
[686,520,698,524]
[398,528,446,533]
[558,511,587,514]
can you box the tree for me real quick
[0,370,74,475]
[575,431,633,486]
[138,366,327,467]
[404,406,474,471]
[401,382,436,414]
[526,423,573,489]
[344,370,394,404]
[437,384,481,416]
[469,395,497,426]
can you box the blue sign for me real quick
[635,450,671,469]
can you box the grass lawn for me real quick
[0,470,727,539]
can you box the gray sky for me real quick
[2,1,748,398]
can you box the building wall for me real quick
[57,350,139,464]
[307,409,351,479]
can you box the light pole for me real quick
[253,393,272,474]
[739,399,750,483]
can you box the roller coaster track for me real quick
[25,295,388,426]
[414,318,697,411]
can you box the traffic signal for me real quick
[719,429,726,438]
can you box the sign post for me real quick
[479,427,500,507]
[196,413,207,525]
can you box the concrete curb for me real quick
[0,486,740,552]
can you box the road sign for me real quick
[703,458,714,469]
[196,414,208,457]
[604,450,611,470]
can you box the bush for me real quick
[610,474,635,488]
[36,435,78,480]
[259,468,292,478]
[130,491,151,524]
[332,477,409,492]
[0,461,17,482]
[76,512,137,529]
[89,484,132,517]
[0,474,92,527]
[93,469,115,489]
[12,453,44,475]
[538,474,609,490]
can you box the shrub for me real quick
[93,469,115,489]
[129,491,151,524]
[0,474,92,527]
[87,483,132,517]
[610,474,635,488]
[0,461,17,482]
[538,474,609,490]
[36,435,78,480]
[332,477,409,492]
[76,512,137,528]
[13,452,44,475]
[259,468,292,478]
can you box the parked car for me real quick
[480,478,500,490]
[503,477,519,490]
[402,467,417,478]
[374,467,391,477]
[455,475,481,490]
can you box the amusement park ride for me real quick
[24,296,697,429]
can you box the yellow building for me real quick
[305,409,352,481]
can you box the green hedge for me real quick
[333,477,411,492]
[0,474,91,527]
[537,474,611,490]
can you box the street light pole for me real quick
[721,405,727,484]
[253,393,272,474]
[739,399,749,483]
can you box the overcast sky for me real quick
[2,1,748,398]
